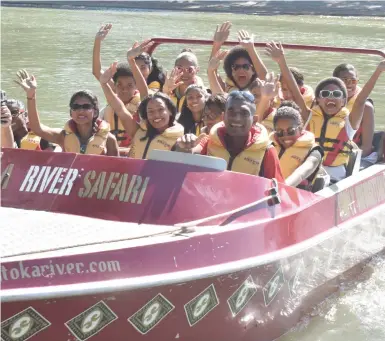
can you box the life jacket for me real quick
[20,131,41,151]
[275,84,315,108]
[63,119,110,155]
[260,107,276,134]
[207,122,270,176]
[170,76,205,112]
[271,130,318,179]
[103,91,141,148]
[128,121,184,159]
[308,105,353,167]
[148,81,161,92]
[224,77,253,93]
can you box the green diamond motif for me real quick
[1,306,51,341]
[227,275,257,317]
[184,284,219,327]
[65,301,117,341]
[263,267,285,307]
[128,293,174,334]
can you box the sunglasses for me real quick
[71,103,93,111]
[275,127,298,138]
[319,90,344,99]
[230,90,255,104]
[176,66,196,74]
[231,63,253,71]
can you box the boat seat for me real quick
[311,166,330,193]
[148,149,227,171]
[373,130,385,162]
[346,141,362,177]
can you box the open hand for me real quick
[265,41,285,63]
[100,62,118,85]
[164,68,184,93]
[1,106,12,128]
[208,50,228,72]
[127,39,154,60]
[259,72,280,100]
[238,30,254,51]
[95,24,112,41]
[14,69,37,98]
[213,21,232,46]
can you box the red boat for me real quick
[1,40,385,341]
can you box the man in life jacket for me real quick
[333,63,376,167]
[101,62,141,156]
[175,91,284,181]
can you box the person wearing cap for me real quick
[175,90,284,181]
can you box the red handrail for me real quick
[147,38,385,58]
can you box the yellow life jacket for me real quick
[260,108,276,134]
[308,105,353,167]
[225,78,239,93]
[207,122,270,176]
[63,119,110,155]
[275,84,315,108]
[20,131,41,151]
[148,81,161,92]
[128,122,184,159]
[104,91,141,147]
[346,86,361,112]
[170,76,205,112]
[271,130,317,179]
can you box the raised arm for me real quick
[349,60,385,129]
[255,72,279,123]
[92,24,115,89]
[265,42,309,122]
[162,68,184,96]
[127,40,154,99]
[99,63,139,138]
[210,22,232,60]
[238,30,268,80]
[14,69,64,145]
[207,50,227,95]
[1,106,15,148]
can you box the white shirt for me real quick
[324,116,356,181]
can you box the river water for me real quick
[1,7,385,341]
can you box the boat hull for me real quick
[1,149,385,341]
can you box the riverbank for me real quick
[2,1,385,17]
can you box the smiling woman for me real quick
[13,69,119,156]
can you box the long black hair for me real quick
[135,53,166,90]
[69,90,100,134]
[177,85,208,134]
[138,92,177,141]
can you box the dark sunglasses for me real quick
[71,103,93,111]
[319,90,344,99]
[231,63,253,71]
[275,127,298,138]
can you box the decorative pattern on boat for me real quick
[184,284,219,326]
[1,307,51,341]
[128,293,174,334]
[227,275,258,317]
[65,300,117,341]
[263,266,285,307]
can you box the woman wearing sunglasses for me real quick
[208,24,268,94]
[100,62,184,159]
[333,63,376,166]
[14,69,119,156]
[270,102,324,189]
[266,42,385,182]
